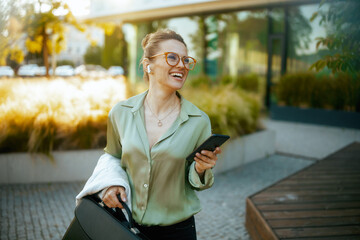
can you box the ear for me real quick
[142,58,150,72]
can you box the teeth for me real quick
[171,73,183,78]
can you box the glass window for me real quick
[270,8,285,33]
[216,10,268,79]
[287,4,327,73]
[271,38,283,83]
[127,10,269,84]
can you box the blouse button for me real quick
[143,183,148,188]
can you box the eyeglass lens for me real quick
[166,53,195,70]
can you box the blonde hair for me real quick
[141,29,187,81]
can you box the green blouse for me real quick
[104,90,214,226]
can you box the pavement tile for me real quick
[0,154,314,240]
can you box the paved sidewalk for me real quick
[0,154,314,240]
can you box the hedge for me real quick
[276,72,360,111]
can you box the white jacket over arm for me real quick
[76,153,131,210]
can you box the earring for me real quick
[147,65,151,73]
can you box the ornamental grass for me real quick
[0,76,262,157]
[0,77,128,157]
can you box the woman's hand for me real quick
[102,186,127,209]
[194,147,222,177]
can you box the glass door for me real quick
[266,35,285,107]
[265,7,287,108]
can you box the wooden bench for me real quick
[245,142,360,239]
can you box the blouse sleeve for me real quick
[104,111,122,158]
[188,116,214,190]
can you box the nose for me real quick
[176,57,186,69]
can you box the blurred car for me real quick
[0,66,15,77]
[108,66,124,76]
[55,65,75,77]
[18,64,39,77]
[36,66,47,76]
[75,64,108,78]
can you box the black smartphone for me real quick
[186,134,230,162]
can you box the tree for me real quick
[287,7,312,60]
[84,44,102,65]
[101,25,123,68]
[0,1,24,67]
[23,0,85,77]
[310,0,360,74]
[86,22,128,70]
[6,47,24,73]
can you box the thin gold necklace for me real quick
[146,98,179,127]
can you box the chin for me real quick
[170,84,184,91]
[168,78,186,90]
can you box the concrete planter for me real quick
[213,129,276,174]
[264,119,360,159]
[0,149,102,184]
[0,130,276,184]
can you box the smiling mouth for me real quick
[170,72,183,79]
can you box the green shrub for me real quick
[276,72,360,111]
[329,73,360,111]
[57,60,75,67]
[181,85,261,137]
[220,75,235,85]
[186,74,211,88]
[221,73,260,93]
[237,73,260,93]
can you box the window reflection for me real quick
[271,38,282,84]
[287,4,327,73]
[270,8,285,33]
[129,10,269,84]
[218,10,268,78]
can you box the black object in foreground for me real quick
[62,194,149,240]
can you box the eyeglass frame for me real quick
[146,52,197,70]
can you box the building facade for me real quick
[87,0,360,129]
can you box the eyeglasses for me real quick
[147,52,197,70]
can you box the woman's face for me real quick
[148,39,189,91]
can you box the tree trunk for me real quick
[42,26,49,78]
[200,16,208,76]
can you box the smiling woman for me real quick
[76,29,222,240]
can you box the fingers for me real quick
[102,186,127,209]
[194,157,214,172]
[195,153,216,166]
[194,148,222,172]
[194,151,216,171]
[196,150,218,162]
[214,147,222,155]
[119,187,127,202]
